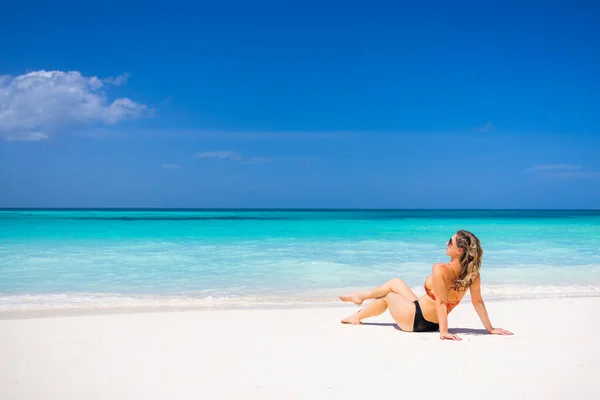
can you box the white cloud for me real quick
[161,164,181,169]
[0,70,149,141]
[528,164,582,171]
[103,72,130,86]
[196,151,243,161]
[475,121,495,133]
[548,171,600,179]
[11,131,49,141]
[196,150,271,164]
[526,164,599,179]
[237,156,272,165]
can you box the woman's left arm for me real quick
[470,274,514,336]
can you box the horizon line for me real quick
[1,207,599,211]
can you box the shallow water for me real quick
[1,209,599,312]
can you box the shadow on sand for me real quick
[358,322,488,335]
[448,327,489,335]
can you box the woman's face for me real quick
[446,233,462,258]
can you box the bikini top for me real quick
[424,266,461,314]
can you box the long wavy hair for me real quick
[452,230,483,291]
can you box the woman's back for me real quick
[420,263,469,322]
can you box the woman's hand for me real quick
[489,327,513,335]
[440,332,462,341]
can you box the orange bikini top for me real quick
[424,267,461,314]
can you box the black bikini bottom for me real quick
[412,300,439,332]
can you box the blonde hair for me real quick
[452,230,483,291]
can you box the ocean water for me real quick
[1,209,600,314]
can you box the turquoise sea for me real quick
[1,209,600,314]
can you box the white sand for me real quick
[1,297,599,400]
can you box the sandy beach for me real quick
[1,297,599,400]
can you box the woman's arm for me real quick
[469,274,513,335]
[431,264,461,341]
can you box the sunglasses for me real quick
[447,237,453,247]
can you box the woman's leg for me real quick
[341,292,416,331]
[339,278,418,305]
[341,297,387,324]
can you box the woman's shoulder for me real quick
[431,262,460,284]
[431,262,451,272]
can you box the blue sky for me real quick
[1,1,599,208]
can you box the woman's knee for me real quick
[389,278,404,286]
[389,278,409,291]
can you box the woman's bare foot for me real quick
[338,293,363,305]
[341,314,362,325]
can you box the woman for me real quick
[339,230,513,340]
